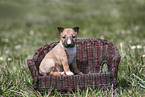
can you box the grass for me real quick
[0,0,145,96]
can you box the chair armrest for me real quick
[27,59,39,89]
[27,59,39,78]
[112,53,121,76]
[111,52,121,85]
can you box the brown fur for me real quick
[39,27,82,75]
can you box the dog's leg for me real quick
[71,58,83,75]
[50,71,64,75]
[39,59,55,75]
[40,59,65,75]
[61,59,74,75]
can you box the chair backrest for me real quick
[32,39,120,75]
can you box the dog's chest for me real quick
[64,46,76,65]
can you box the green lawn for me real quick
[0,0,145,96]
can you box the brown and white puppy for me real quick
[39,27,82,76]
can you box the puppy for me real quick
[39,27,82,75]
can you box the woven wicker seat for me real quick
[27,38,121,92]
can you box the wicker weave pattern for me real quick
[27,38,121,92]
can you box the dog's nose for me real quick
[67,44,71,47]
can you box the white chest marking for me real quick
[60,41,76,65]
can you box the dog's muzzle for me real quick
[64,38,75,48]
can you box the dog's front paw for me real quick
[66,71,74,75]
[60,71,65,75]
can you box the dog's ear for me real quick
[73,27,79,33]
[57,27,64,34]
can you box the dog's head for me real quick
[57,27,79,48]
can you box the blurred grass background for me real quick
[0,0,145,96]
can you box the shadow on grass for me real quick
[118,78,131,89]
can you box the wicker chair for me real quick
[27,38,121,92]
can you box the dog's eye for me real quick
[62,36,66,39]
[72,35,76,38]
